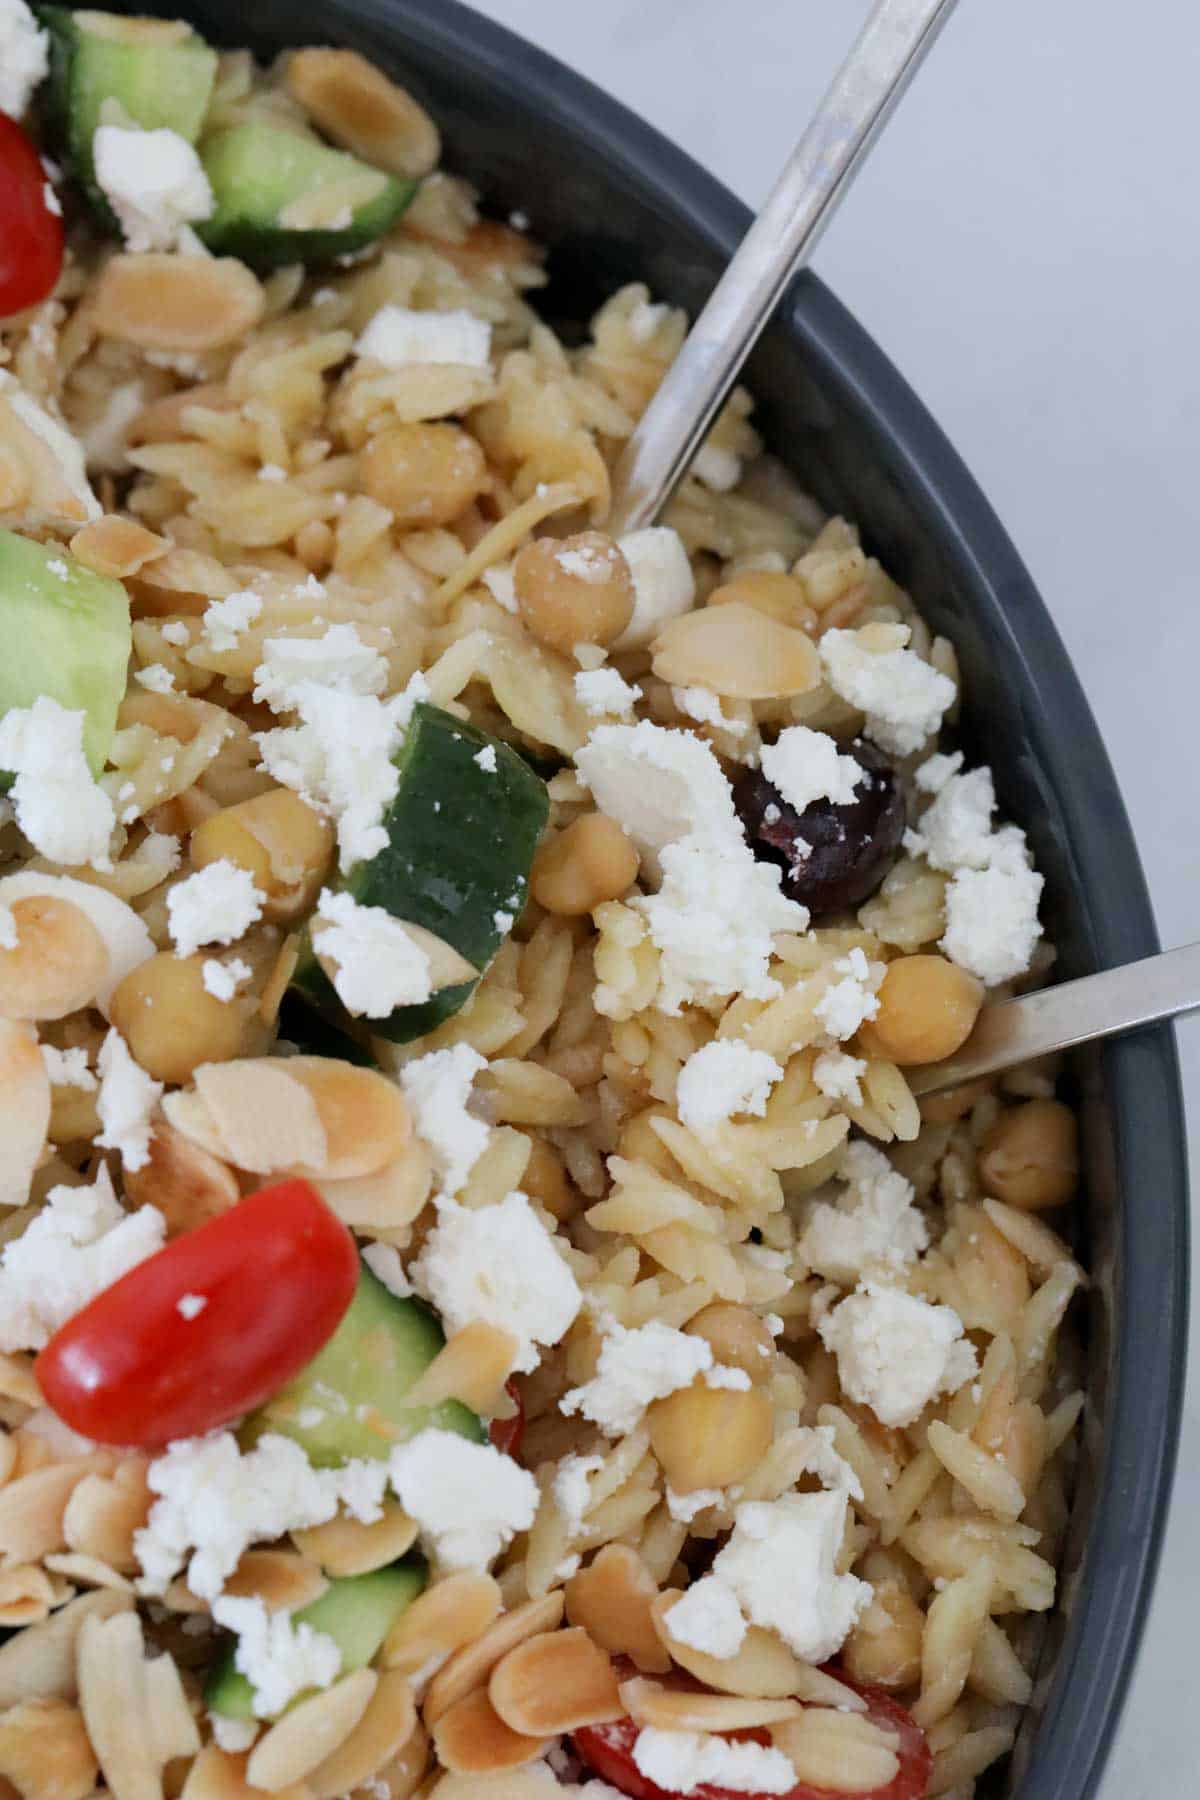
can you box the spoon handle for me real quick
[907,942,1200,1095]
[607,0,961,536]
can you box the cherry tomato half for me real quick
[0,114,64,318]
[36,1180,358,1447]
[573,1668,930,1800]
[489,1379,525,1459]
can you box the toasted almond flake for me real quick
[404,1322,519,1413]
[313,1139,431,1230]
[44,1552,133,1593]
[651,600,821,699]
[0,896,110,1023]
[307,1667,418,1798]
[771,1709,901,1791]
[93,256,266,352]
[286,48,440,177]
[383,1571,502,1676]
[0,1023,50,1208]
[0,1696,98,1800]
[170,1061,327,1173]
[431,1686,549,1775]
[489,1627,623,1736]
[619,1676,803,1733]
[0,384,99,529]
[293,1503,419,1578]
[69,516,169,579]
[564,1544,670,1675]
[423,1593,563,1726]
[0,1589,129,1709]
[278,1057,413,1178]
[0,1456,113,1565]
[122,1120,240,1237]
[222,1547,329,1612]
[0,1564,57,1628]
[247,1668,377,1792]
[77,1609,200,1798]
[62,1461,151,1574]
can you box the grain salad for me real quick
[0,7,1085,1799]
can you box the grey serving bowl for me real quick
[136,1,1190,1792]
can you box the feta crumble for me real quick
[357,306,492,369]
[313,890,433,1017]
[398,1043,489,1197]
[613,527,695,651]
[0,905,15,951]
[474,743,498,773]
[201,957,252,1003]
[560,1317,714,1436]
[0,0,48,119]
[817,1280,977,1427]
[812,1049,867,1107]
[693,443,743,492]
[820,625,955,757]
[0,698,113,868]
[574,667,642,720]
[167,860,264,960]
[798,1140,929,1287]
[41,1044,96,1091]
[177,1293,207,1320]
[675,1040,783,1138]
[633,1730,797,1796]
[481,564,518,612]
[92,126,214,254]
[670,685,746,734]
[814,946,882,1041]
[576,721,741,875]
[0,374,101,525]
[95,1029,163,1172]
[202,590,262,654]
[388,1430,538,1571]
[411,1190,581,1375]
[663,1576,747,1659]
[134,663,175,694]
[713,1490,871,1662]
[552,1453,604,1536]
[253,624,389,710]
[211,1593,341,1718]
[362,1241,411,1298]
[161,620,190,647]
[760,725,864,814]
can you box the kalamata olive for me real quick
[732,737,905,914]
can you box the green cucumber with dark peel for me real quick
[197,122,416,270]
[290,702,549,1045]
[206,1555,427,1720]
[0,529,130,774]
[242,1263,484,1467]
[37,8,217,225]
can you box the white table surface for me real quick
[469,3,1198,1792]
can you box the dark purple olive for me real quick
[732,738,905,914]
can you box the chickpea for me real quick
[978,1099,1078,1210]
[513,531,635,653]
[190,788,334,923]
[918,1076,992,1124]
[359,422,487,528]
[858,954,983,1066]
[0,897,108,1021]
[684,1303,775,1385]
[530,812,639,916]
[707,569,814,631]
[109,952,252,1085]
[646,1382,773,1492]
[842,1579,924,1690]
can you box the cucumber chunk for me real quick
[206,1555,427,1720]
[38,8,217,223]
[0,529,130,774]
[290,702,549,1044]
[197,122,416,270]
[243,1263,484,1466]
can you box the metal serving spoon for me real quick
[606,0,1197,1089]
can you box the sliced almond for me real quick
[431,1687,549,1775]
[123,1120,239,1237]
[489,1628,622,1737]
[564,1544,670,1675]
[286,48,440,178]
[92,255,266,352]
[0,874,155,1019]
[0,1565,57,1629]
[0,1023,50,1208]
[771,1710,901,1791]
[173,1060,327,1173]
[651,1589,807,1698]
[307,1667,418,1799]
[0,1696,98,1800]
[619,1676,802,1732]
[247,1668,377,1792]
[382,1571,502,1677]
[293,1503,418,1579]
[77,1610,200,1798]
[62,1461,151,1574]
[0,1589,130,1709]
[651,599,821,698]
[314,1139,431,1230]
[424,1593,563,1727]
[69,515,169,579]
[223,1548,328,1612]
[0,896,109,1022]
[404,1323,518,1414]
[0,378,99,529]
[279,1057,413,1178]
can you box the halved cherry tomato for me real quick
[36,1180,358,1447]
[573,1667,930,1800]
[0,114,64,317]
[489,1378,525,1459]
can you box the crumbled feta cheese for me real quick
[357,306,491,368]
[628,299,671,343]
[41,1044,97,1091]
[713,1490,871,1662]
[160,620,190,647]
[942,850,1043,985]
[904,766,997,874]
[412,1191,581,1375]
[92,126,214,254]
[210,1715,258,1753]
[670,685,746,734]
[398,1043,489,1197]
[552,1453,604,1536]
[253,624,389,710]
[313,890,432,1018]
[177,1293,207,1320]
[256,672,429,873]
[95,1029,162,1173]
[211,1593,341,1718]
[202,590,262,653]
[0,905,15,951]
[0,1166,164,1351]
[134,663,175,694]
[0,871,155,1011]
[793,1423,864,1500]
[481,564,517,612]
[760,725,863,814]
[136,1431,387,1601]
[560,1317,714,1436]
[633,1729,797,1796]
[574,668,641,719]
[0,374,101,524]
[637,832,808,1014]
[201,957,252,1003]
[388,1430,538,1571]
[663,1577,747,1659]
[704,1365,752,1390]
[675,1040,783,1138]
[0,0,48,118]
[167,860,264,960]
[613,528,695,651]
[798,1140,928,1286]
[0,698,113,867]
[820,625,955,757]
[915,749,964,795]
[812,1049,867,1107]
[575,721,741,874]
[494,909,514,934]
[259,463,287,482]
[474,743,498,773]
[362,1241,411,1298]
[693,443,742,492]
[818,1280,977,1427]
[814,946,882,1041]
[666,1485,726,1523]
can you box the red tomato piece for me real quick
[35,1180,359,1448]
[573,1670,930,1800]
[489,1378,525,1459]
[0,114,64,317]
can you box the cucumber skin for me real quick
[197,123,417,271]
[206,1554,428,1720]
[290,703,549,1045]
[37,8,217,228]
[242,1264,484,1467]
